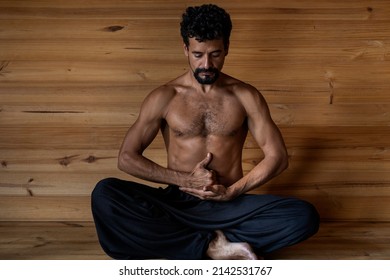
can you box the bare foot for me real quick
[206,230,258,260]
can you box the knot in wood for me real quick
[85,155,97,163]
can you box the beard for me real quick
[193,67,220,85]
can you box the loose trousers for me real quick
[91,177,319,259]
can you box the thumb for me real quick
[199,152,213,168]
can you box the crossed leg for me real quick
[92,178,319,259]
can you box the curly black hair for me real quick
[180,4,232,49]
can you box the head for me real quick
[180,4,232,84]
[180,4,232,50]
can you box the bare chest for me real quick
[165,95,246,137]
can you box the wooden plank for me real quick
[0,105,138,127]
[0,149,164,173]
[0,172,162,196]
[281,126,390,149]
[0,196,92,221]
[226,63,390,91]
[0,18,178,41]
[0,40,183,62]
[0,85,149,105]
[0,61,186,85]
[0,126,130,149]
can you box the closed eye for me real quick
[192,52,203,58]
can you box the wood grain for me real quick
[1,0,390,224]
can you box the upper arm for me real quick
[119,87,171,157]
[240,86,287,160]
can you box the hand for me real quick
[180,153,237,201]
[183,153,217,189]
[180,184,236,201]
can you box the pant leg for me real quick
[222,195,320,254]
[92,177,319,259]
[91,178,213,260]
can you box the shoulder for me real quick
[145,73,189,101]
[144,76,181,106]
[139,76,188,118]
[144,84,175,103]
[222,74,268,109]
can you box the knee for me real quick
[91,177,118,208]
[92,177,113,195]
[293,200,320,238]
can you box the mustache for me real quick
[194,67,219,74]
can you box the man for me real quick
[92,4,319,260]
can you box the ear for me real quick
[183,43,189,57]
[224,42,229,56]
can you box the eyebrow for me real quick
[191,50,222,55]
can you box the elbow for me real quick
[274,150,289,174]
[117,152,126,172]
[280,149,289,172]
[281,154,289,172]
[117,151,134,173]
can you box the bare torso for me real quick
[161,73,249,186]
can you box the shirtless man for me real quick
[91,4,319,260]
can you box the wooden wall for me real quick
[1,0,389,222]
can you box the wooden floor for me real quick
[1,221,389,260]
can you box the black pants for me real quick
[91,177,319,259]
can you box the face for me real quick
[184,37,228,84]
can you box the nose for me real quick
[203,55,212,69]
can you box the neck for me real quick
[198,83,214,94]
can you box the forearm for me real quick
[228,155,288,197]
[118,152,188,186]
